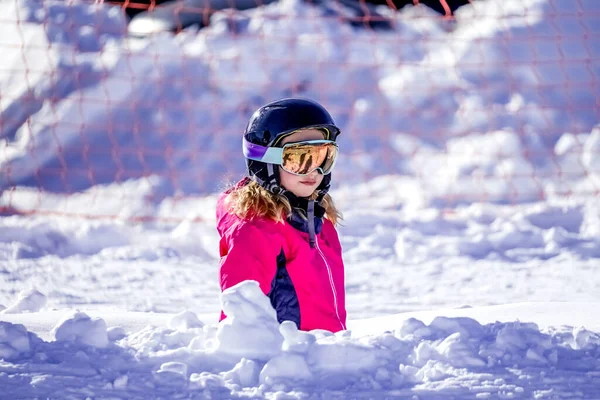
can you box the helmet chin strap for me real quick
[251,163,330,249]
[307,199,316,248]
[308,177,331,248]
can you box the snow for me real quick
[0,288,46,314]
[0,0,599,397]
[52,311,110,348]
[0,283,599,398]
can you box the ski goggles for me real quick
[243,137,339,176]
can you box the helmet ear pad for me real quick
[246,159,280,187]
[247,158,289,197]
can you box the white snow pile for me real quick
[0,282,599,399]
[0,0,126,142]
[0,288,46,314]
[52,311,110,348]
[0,322,39,361]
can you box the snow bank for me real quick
[0,321,37,360]
[1,289,47,314]
[1,0,598,199]
[0,0,126,161]
[0,281,599,398]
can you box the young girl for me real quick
[216,98,347,333]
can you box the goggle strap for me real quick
[244,137,284,164]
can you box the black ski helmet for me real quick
[243,98,341,196]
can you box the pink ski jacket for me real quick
[217,183,347,333]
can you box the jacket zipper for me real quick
[315,235,346,330]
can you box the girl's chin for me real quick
[290,186,316,197]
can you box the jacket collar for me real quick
[284,190,325,238]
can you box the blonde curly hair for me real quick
[225,179,342,226]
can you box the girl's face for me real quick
[279,129,326,198]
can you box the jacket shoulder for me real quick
[216,192,283,239]
[320,218,342,252]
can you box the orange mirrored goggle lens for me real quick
[281,141,338,176]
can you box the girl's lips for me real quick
[300,180,317,185]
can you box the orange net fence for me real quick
[0,0,598,223]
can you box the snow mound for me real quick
[0,296,599,398]
[1,288,47,314]
[0,0,126,142]
[124,283,600,394]
[0,322,35,360]
[52,311,109,348]
[213,281,284,361]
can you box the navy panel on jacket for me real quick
[269,249,300,328]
